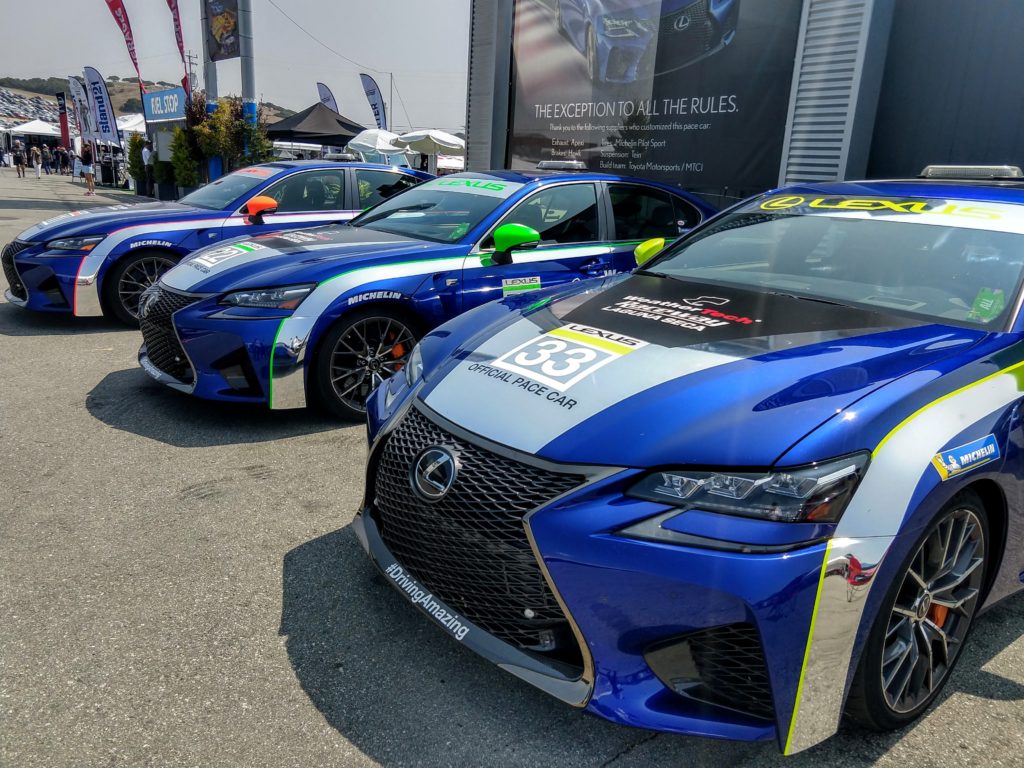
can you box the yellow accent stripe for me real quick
[548,327,634,354]
[784,540,834,756]
[871,358,1024,459]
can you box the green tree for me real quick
[126,133,145,184]
[170,127,200,188]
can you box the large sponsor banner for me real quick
[68,76,96,141]
[507,0,802,193]
[143,87,188,123]
[104,0,145,91]
[205,0,240,61]
[360,74,388,131]
[83,67,121,147]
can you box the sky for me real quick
[0,0,471,133]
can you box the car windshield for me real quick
[646,196,1024,329]
[179,166,282,210]
[349,177,524,243]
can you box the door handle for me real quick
[579,258,612,275]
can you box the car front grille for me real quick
[2,240,30,300]
[371,407,586,667]
[139,286,201,384]
[646,623,775,721]
[657,0,715,71]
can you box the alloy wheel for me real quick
[119,255,177,319]
[328,316,416,414]
[880,507,985,713]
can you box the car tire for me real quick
[845,490,989,730]
[103,250,180,326]
[312,307,420,421]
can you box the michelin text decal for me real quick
[931,434,1001,480]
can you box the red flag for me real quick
[103,0,145,93]
[166,0,191,98]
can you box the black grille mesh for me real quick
[372,408,585,662]
[657,0,715,70]
[2,241,30,300]
[139,287,200,383]
[687,623,774,720]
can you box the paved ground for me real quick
[0,170,1021,767]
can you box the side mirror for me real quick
[491,223,541,266]
[634,237,665,267]
[244,195,279,225]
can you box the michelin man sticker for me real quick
[931,434,1000,480]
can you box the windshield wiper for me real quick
[766,290,846,307]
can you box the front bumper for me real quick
[2,241,80,312]
[356,395,888,751]
[137,288,305,408]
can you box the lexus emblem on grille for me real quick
[411,446,458,501]
[673,14,691,31]
[139,290,158,318]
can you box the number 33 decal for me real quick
[512,339,599,378]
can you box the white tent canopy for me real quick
[117,114,146,135]
[10,119,60,137]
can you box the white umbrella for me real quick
[394,129,465,156]
[348,128,403,154]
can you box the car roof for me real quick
[447,169,695,189]
[259,160,427,174]
[776,178,1024,206]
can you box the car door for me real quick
[604,182,702,267]
[460,182,616,312]
[222,169,350,241]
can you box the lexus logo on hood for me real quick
[672,14,691,32]
[411,447,458,501]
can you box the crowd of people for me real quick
[3,139,97,194]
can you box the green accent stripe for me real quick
[784,540,833,755]
[267,318,287,410]
[503,283,541,293]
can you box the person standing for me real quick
[13,141,25,178]
[30,144,42,179]
[42,145,52,175]
[81,143,96,196]
[142,140,154,197]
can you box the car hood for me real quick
[160,225,452,293]
[16,201,210,242]
[420,273,986,467]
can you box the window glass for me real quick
[356,170,422,208]
[262,171,346,212]
[609,184,689,240]
[484,184,600,248]
[179,166,281,210]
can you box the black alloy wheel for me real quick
[105,250,179,325]
[847,491,988,729]
[314,310,419,420]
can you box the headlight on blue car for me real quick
[404,342,424,388]
[625,453,869,524]
[220,284,315,310]
[45,235,105,252]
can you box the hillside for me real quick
[0,76,296,123]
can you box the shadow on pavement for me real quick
[87,368,341,448]
[279,527,755,768]
[0,302,126,337]
[0,197,103,212]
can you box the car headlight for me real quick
[404,342,424,387]
[220,284,315,310]
[625,453,868,523]
[602,15,641,37]
[45,235,105,252]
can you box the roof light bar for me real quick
[919,164,1024,180]
[536,160,587,171]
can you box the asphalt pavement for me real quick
[0,170,1021,767]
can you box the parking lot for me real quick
[1,172,1022,767]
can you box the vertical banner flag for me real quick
[317,82,339,113]
[359,74,388,130]
[55,93,72,147]
[83,67,122,147]
[68,76,96,141]
[165,0,191,97]
[103,0,145,92]
[205,0,240,61]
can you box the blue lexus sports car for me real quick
[356,168,1024,753]
[137,170,714,419]
[1,161,430,324]
[557,0,738,83]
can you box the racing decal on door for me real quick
[492,323,647,391]
[501,276,542,296]
[188,241,264,272]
